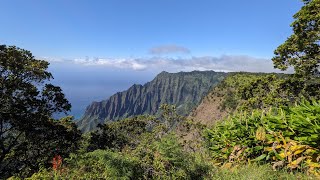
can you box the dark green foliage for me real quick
[158,104,181,132]
[220,90,237,110]
[61,104,213,179]
[28,158,311,180]
[238,75,320,110]
[214,73,280,111]
[30,150,144,179]
[87,104,185,152]
[214,72,320,112]
[0,45,81,178]
[87,115,153,151]
[27,100,316,179]
[30,133,214,180]
[132,133,213,179]
[272,0,320,78]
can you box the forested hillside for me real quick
[77,71,226,132]
[190,72,270,125]
[2,0,320,179]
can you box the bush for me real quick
[27,133,215,179]
[28,150,143,179]
[205,100,320,176]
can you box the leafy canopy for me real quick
[0,45,81,178]
[272,0,320,78]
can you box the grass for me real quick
[210,163,313,180]
[15,151,313,180]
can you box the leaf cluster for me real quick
[272,0,320,78]
[205,100,320,176]
[0,45,81,178]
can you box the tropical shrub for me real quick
[238,75,320,111]
[215,73,320,112]
[27,150,143,180]
[87,104,184,152]
[87,115,154,151]
[26,133,214,180]
[205,100,320,176]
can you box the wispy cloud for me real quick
[73,58,147,71]
[45,55,291,73]
[149,45,191,55]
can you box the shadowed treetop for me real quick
[272,0,320,78]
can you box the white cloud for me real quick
[46,55,292,73]
[149,45,191,55]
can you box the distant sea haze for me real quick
[49,61,156,119]
[47,55,289,119]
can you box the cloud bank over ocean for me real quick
[46,54,291,119]
[45,55,290,73]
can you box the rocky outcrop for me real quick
[77,71,226,132]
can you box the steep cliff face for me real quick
[188,85,230,127]
[77,71,226,132]
[189,72,274,126]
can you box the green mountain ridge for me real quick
[77,71,227,132]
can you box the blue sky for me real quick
[1,0,302,58]
[1,0,303,118]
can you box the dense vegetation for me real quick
[77,71,226,132]
[0,45,81,179]
[13,104,314,179]
[214,72,320,112]
[206,100,320,175]
[6,69,319,179]
[2,0,320,179]
[25,106,217,179]
[272,0,320,78]
[14,100,317,179]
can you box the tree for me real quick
[0,45,81,178]
[272,0,320,78]
[87,104,183,152]
[87,115,152,151]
